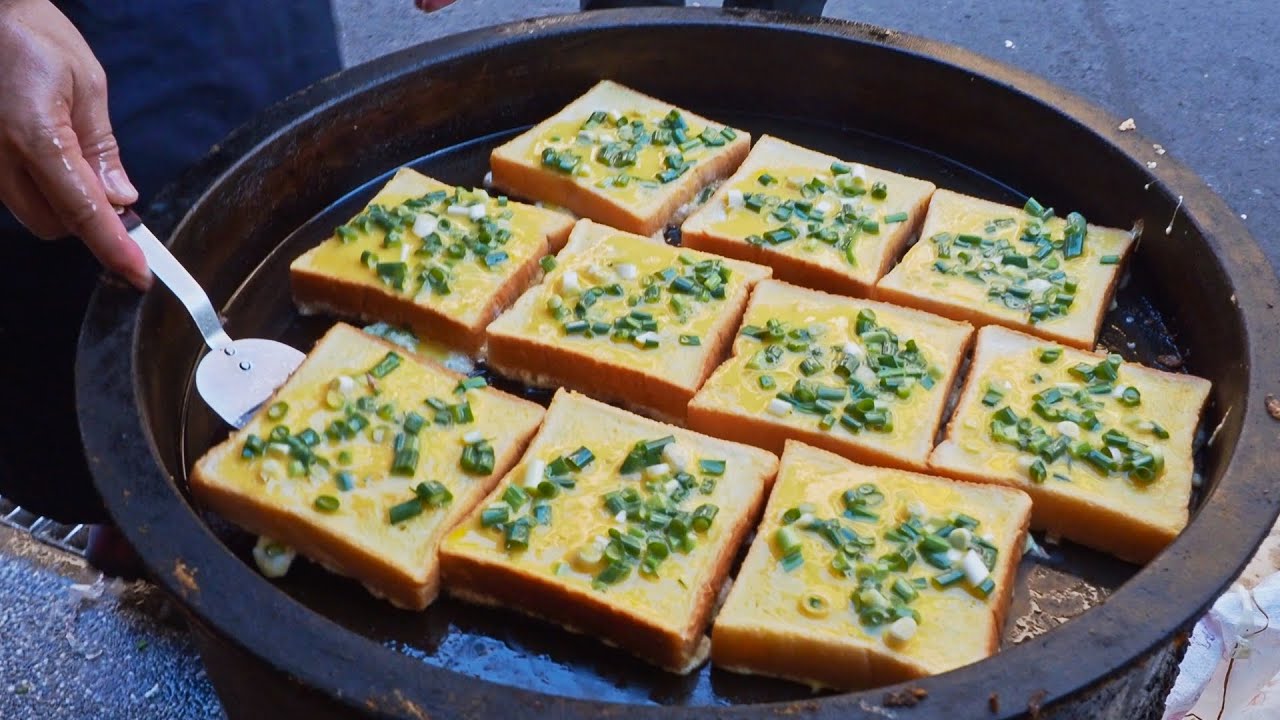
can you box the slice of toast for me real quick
[485,219,772,423]
[929,325,1211,563]
[712,440,1032,690]
[490,80,750,236]
[687,280,972,471]
[190,323,545,610]
[290,168,574,354]
[681,135,936,297]
[438,389,778,673]
[876,189,1136,349]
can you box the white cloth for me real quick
[1164,546,1280,719]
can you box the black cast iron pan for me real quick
[76,8,1280,719]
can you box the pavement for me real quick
[0,527,222,720]
[1,1,1275,719]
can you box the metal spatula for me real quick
[120,209,304,428]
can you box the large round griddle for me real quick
[76,9,1280,719]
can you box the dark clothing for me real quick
[0,1,340,522]
[61,0,342,203]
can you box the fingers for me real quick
[70,55,138,207]
[0,164,67,240]
[18,122,151,289]
[415,0,457,11]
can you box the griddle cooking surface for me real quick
[178,113,1195,706]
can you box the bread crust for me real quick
[189,323,545,610]
[929,325,1210,563]
[686,280,973,470]
[489,80,750,236]
[442,475,767,672]
[289,170,573,354]
[874,189,1135,350]
[874,276,1118,351]
[439,390,779,672]
[682,135,936,298]
[711,440,1031,690]
[485,220,770,424]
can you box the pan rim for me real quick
[76,7,1280,718]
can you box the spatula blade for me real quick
[195,338,305,429]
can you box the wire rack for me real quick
[0,494,90,555]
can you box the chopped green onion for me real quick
[313,495,340,513]
[391,449,419,477]
[975,577,996,597]
[451,400,474,424]
[503,518,532,551]
[369,352,402,378]
[1029,458,1048,484]
[415,480,453,507]
[480,505,510,528]
[482,251,508,269]
[595,561,631,586]
[241,434,266,458]
[1023,196,1050,219]
[540,255,557,272]
[533,501,552,526]
[389,498,423,524]
[566,446,595,470]
[679,334,701,346]
[266,402,289,421]
[1100,254,1120,265]
[699,459,726,476]
[1063,212,1087,259]
[461,440,496,475]
[691,504,719,533]
[933,569,966,588]
[403,411,426,435]
[1039,348,1063,363]
[502,484,530,511]
[883,211,909,224]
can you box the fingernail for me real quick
[104,167,139,203]
[130,267,154,291]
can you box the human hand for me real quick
[415,1,458,11]
[0,0,150,289]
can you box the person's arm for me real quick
[0,0,150,289]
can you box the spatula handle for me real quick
[119,208,233,351]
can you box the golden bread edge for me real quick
[189,323,545,610]
[440,389,779,672]
[929,325,1209,563]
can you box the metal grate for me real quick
[0,494,90,555]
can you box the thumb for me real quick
[70,62,138,207]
